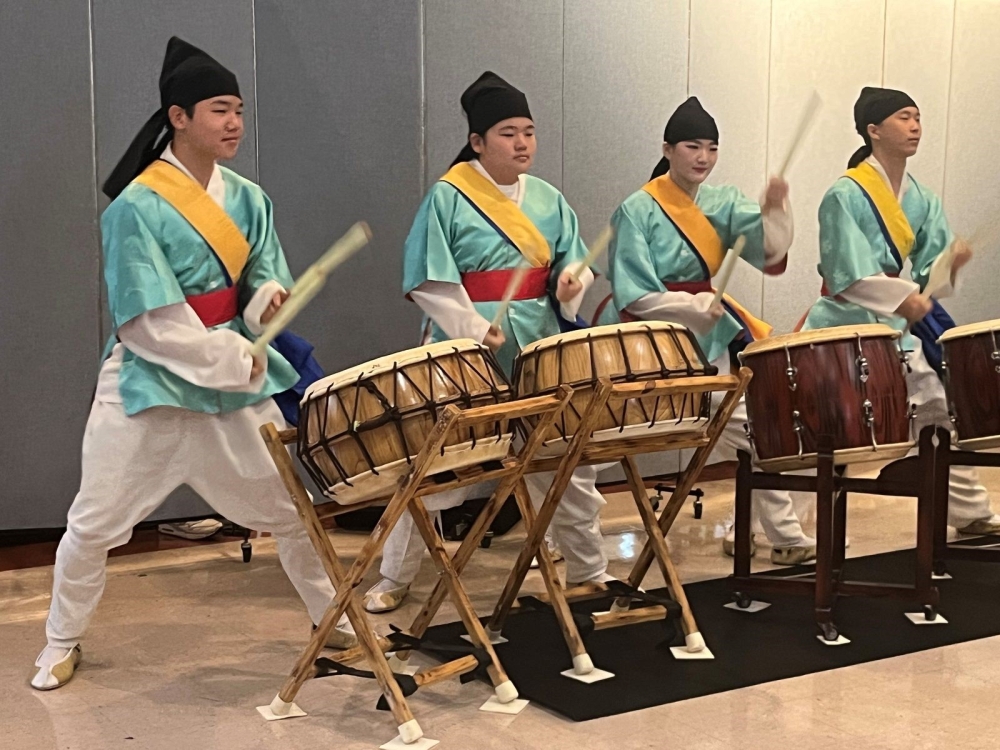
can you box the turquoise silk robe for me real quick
[402,174,588,376]
[801,172,952,349]
[101,166,299,415]
[601,183,774,364]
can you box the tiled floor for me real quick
[3,465,1000,750]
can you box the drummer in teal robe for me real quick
[801,86,999,536]
[599,96,816,565]
[365,72,611,614]
[32,38,351,692]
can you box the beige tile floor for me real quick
[3,466,1000,750]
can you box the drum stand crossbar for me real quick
[730,426,941,643]
[458,369,752,676]
[258,387,572,746]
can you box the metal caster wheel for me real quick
[732,592,752,610]
[241,541,252,563]
[652,493,662,513]
[818,622,839,642]
[480,531,494,549]
[693,498,703,519]
[923,605,938,622]
[933,561,948,578]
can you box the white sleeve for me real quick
[558,263,595,320]
[118,303,267,392]
[837,274,919,318]
[625,291,720,336]
[924,244,961,300]
[243,279,287,336]
[410,281,493,343]
[760,194,793,265]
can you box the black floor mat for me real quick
[420,542,1000,721]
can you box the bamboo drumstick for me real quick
[250,221,372,358]
[710,235,746,307]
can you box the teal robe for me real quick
[601,183,773,363]
[101,166,299,415]
[402,174,588,376]
[801,172,952,348]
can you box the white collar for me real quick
[160,143,227,209]
[470,159,526,207]
[865,155,910,202]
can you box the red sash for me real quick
[461,267,550,302]
[185,286,239,327]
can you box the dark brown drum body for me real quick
[515,321,714,453]
[940,320,1000,449]
[740,324,912,472]
[298,340,513,504]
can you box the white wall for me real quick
[549,0,998,333]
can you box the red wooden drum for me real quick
[298,340,514,504]
[940,319,1000,450]
[739,324,913,472]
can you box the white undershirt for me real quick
[96,143,279,403]
[410,159,593,343]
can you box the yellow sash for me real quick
[643,174,725,275]
[134,160,250,282]
[440,162,551,267]
[844,161,915,263]
[643,174,770,340]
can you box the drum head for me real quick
[303,339,486,402]
[519,320,685,356]
[742,324,899,356]
[939,318,1000,343]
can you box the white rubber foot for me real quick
[684,631,706,653]
[609,598,630,614]
[480,694,530,714]
[572,653,594,675]
[256,695,307,721]
[461,632,509,645]
[493,679,518,704]
[670,645,715,660]
[398,719,424,744]
[380,735,439,750]
[561,666,615,683]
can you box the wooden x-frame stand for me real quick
[256,387,572,745]
[475,369,753,676]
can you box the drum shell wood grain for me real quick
[516,324,713,443]
[741,335,910,463]
[299,347,512,498]
[942,332,1000,446]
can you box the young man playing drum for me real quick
[364,71,610,612]
[598,97,816,565]
[800,86,1000,536]
[31,38,354,691]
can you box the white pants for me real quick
[380,465,608,585]
[906,339,993,527]
[45,398,335,649]
[716,355,813,548]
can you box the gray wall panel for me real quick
[0,0,100,529]
[423,0,564,188]
[89,0,259,521]
[253,0,423,372]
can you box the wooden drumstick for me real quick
[490,263,531,331]
[777,90,822,179]
[250,221,372,358]
[569,226,614,282]
[711,235,746,307]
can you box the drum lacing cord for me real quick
[312,625,491,710]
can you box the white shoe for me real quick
[529,546,564,569]
[315,616,359,650]
[957,515,1000,536]
[566,571,617,588]
[723,530,757,558]
[158,519,224,540]
[364,578,410,613]
[31,645,82,691]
